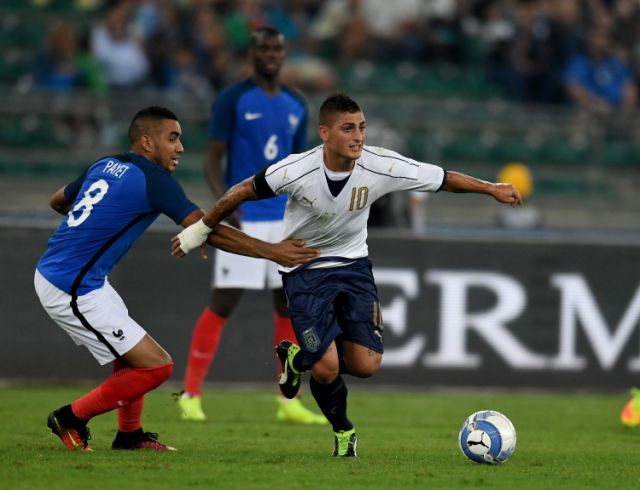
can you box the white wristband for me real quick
[177,219,214,254]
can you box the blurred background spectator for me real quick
[90,0,150,89]
[33,20,106,94]
[564,27,637,114]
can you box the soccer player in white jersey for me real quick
[172,93,523,457]
[34,106,317,452]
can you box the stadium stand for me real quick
[1,0,639,232]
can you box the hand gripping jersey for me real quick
[37,152,198,295]
[255,145,446,272]
[209,78,308,221]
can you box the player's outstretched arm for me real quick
[210,229,319,267]
[171,177,258,256]
[202,177,257,228]
[442,171,523,207]
[172,209,319,266]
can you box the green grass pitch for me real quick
[1,385,638,489]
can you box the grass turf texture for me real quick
[1,386,638,489]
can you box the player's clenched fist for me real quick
[492,183,523,207]
[172,219,213,257]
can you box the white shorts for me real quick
[212,220,284,290]
[34,269,147,365]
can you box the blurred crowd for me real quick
[26,0,639,112]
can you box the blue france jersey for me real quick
[209,78,307,221]
[37,152,198,295]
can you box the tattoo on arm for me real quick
[203,180,252,228]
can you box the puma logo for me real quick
[301,196,317,207]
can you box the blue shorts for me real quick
[282,258,384,368]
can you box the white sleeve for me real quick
[413,161,446,192]
[367,147,445,194]
[264,163,290,196]
[264,150,318,196]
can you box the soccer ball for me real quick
[459,410,517,464]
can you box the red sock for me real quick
[71,362,173,422]
[118,395,144,432]
[108,360,144,432]
[273,314,296,376]
[183,307,226,396]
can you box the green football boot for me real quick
[276,398,328,425]
[275,340,304,399]
[332,429,357,457]
[176,393,206,422]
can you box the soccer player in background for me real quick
[35,106,318,452]
[172,93,523,457]
[177,26,325,425]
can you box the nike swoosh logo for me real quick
[192,350,213,359]
[244,112,262,120]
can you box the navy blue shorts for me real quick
[282,257,384,368]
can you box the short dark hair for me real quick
[250,26,283,47]
[128,106,178,143]
[319,93,362,125]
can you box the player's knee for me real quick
[148,344,173,367]
[157,351,173,366]
[349,365,378,378]
[155,362,174,383]
[209,289,242,318]
[311,362,340,384]
[141,350,172,369]
[346,356,382,378]
[209,300,232,318]
[141,362,174,390]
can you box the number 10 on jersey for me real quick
[349,187,369,211]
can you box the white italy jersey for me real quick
[263,145,446,272]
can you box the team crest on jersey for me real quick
[301,327,320,352]
[288,114,299,130]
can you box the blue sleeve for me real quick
[63,168,89,200]
[293,101,308,153]
[282,87,308,153]
[146,171,199,225]
[208,86,239,142]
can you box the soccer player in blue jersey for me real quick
[177,26,325,425]
[173,93,523,457]
[35,106,318,452]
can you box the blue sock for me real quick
[309,375,353,432]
